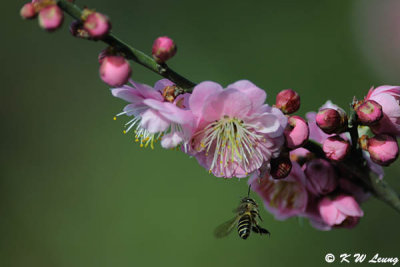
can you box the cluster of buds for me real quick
[20,0,64,31]
[271,89,309,179]
[250,84,400,230]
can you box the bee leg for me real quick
[252,225,270,236]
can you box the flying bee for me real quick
[214,187,270,240]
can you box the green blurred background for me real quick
[2,0,399,266]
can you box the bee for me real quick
[214,187,270,240]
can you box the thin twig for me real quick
[57,0,197,90]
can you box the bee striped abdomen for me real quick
[237,214,251,239]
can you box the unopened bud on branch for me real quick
[38,5,64,31]
[152,36,177,63]
[323,135,350,161]
[275,89,300,114]
[316,108,347,134]
[356,100,383,126]
[20,3,36,19]
[83,11,111,39]
[366,134,399,166]
[99,56,131,87]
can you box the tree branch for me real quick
[56,0,197,90]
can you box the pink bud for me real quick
[99,56,131,87]
[323,135,350,161]
[316,108,347,134]
[152,36,177,63]
[284,116,309,149]
[270,156,292,179]
[305,159,337,196]
[83,12,111,39]
[38,5,64,31]
[275,89,300,114]
[367,134,399,166]
[356,100,383,126]
[318,195,363,228]
[20,3,36,19]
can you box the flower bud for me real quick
[305,159,337,196]
[99,56,131,87]
[20,3,36,19]
[83,12,111,39]
[284,116,309,149]
[38,5,64,31]
[275,89,300,114]
[367,134,399,166]
[316,108,347,134]
[323,135,350,161]
[270,156,292,179]
[356,100,383,126]
[318,195,363,229]
[152,36,177,63]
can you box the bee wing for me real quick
[214,216,239,238]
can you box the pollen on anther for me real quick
[123,130,127,134]
[113,116,117,121]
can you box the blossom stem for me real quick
[56,0,196,90]
[304,140,400,213]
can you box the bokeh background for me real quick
[2,0,399,266]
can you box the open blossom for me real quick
[189,80,287,178]
[366,85,400,136]
[318,195,364,228]
[249,161,308,220]
[112,79,193,149]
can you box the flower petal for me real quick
[227,80,267,109]
[140,109,169,133]
[189,81,223,117]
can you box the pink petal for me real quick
[143,99,194,125]
[130,80,164,101]
[111,87,141,103]
[247,113,282,136]
[189,81,223,117]
[334,195,364,217]
[202,89,252,121]
[319,198,339,226]
[140,109,169,133]
[227,80,267,109]
[161,132,184,148]
[154,79,174,92]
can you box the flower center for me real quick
[196,116,267,176]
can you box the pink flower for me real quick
[366,85,400,136]
[249,161,308,220]
[318,195,364,228]
[304,159,338,196]
[189,80,287,178]
[112,79,193,149]
[284,115,309,149]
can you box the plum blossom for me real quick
[112,79,193,149]
[249,161,308,220]
[366,85,400,136]
[189,80,287,178]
